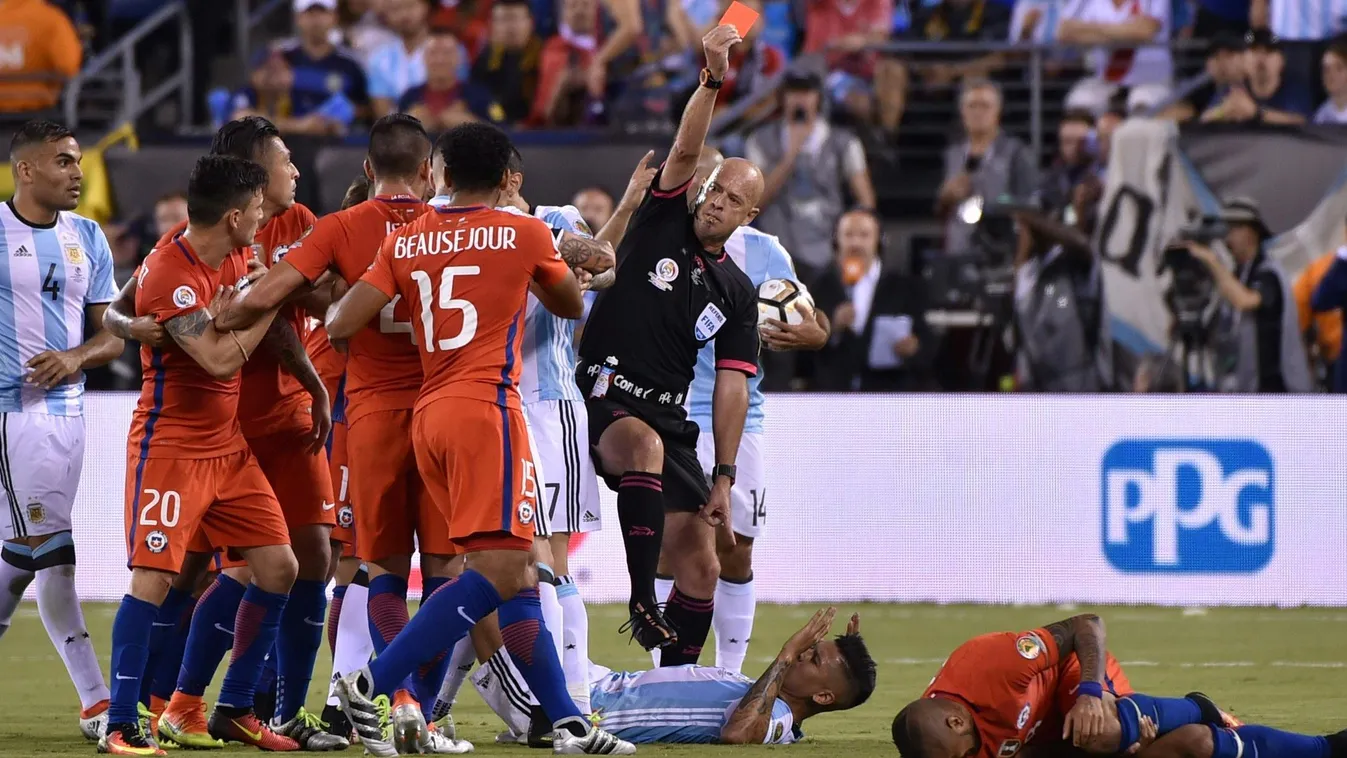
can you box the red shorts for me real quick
[348,409,454,562]
[328,421,357,556]
[413,398,537,552]
[125,450,290,572]
[248,427,336,528]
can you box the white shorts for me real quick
[694,430,766,540]
[1,412,86,540]
[524,399,601,536]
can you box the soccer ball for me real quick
[757,278,815,331]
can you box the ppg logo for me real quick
[1101,440,1274,573]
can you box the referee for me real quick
[577,24,764,666]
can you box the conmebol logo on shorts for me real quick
[1101,440,1274,573]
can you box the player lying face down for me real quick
[891,614,1253,758]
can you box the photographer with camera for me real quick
[1010,175,1111,392]
[1184,198,1312,393]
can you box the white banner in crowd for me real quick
[51,392,1347,606]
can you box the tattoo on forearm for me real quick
[263,317,322,393]
[558,235,606,267]
[589,270,617,290]
[165,310,211,340]
[1045,614,1104,681]
[740,659,789,719]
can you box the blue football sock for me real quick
[275,578,327,722]
[145,588,195,703]
[109,595,159,725]
[217,585,288,709]
[258,647,277,699]
[413,576,454,721]
[176,574,247,697]
[367,573,416,694]
[1210,726,1331,758]
[1116,693,1204,748]
[499,587,581,724]
[367,570,501,696]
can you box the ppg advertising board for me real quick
[49,393,1347,606]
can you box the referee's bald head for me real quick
[692,157,763,247]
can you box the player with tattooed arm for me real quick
[99,155,298,756]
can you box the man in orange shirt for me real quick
[0,0,83,112]
[214,114,475,751]
[100,155,297,757]
[322,122,630,756]
[103,117,341,750]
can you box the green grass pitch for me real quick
[3,602,1346,756]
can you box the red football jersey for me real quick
[922,629,1064,758]
[157,204,318,437]
[359,204,569,412]
[128,237,252,459]
[283,196,429,423]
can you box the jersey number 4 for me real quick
[42,263,61,302]
[411,266,481,353]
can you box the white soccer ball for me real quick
[756,278,815,331]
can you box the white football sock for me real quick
[555,577,591,713]
[650,576,674,667]
[0,546,35,639]
[327,580,374,705]
[472,650,535,736]
[538,579,565,664]
[431,635,476,722]
[37,564,110,708]
[713,577,756,673]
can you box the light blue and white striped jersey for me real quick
[1270,0,1347,39]
[0,201,117,416]
[498,203,588,404]
[687,226,796,435]
[591,665,800,745]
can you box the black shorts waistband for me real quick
[576,360,686,406]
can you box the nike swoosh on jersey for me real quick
[322,501,335,510]
[457,606,476,624]
[214,623,234,635]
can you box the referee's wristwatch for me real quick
[700,68,724,90]
[712,463,737,484]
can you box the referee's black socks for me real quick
[660,586,713,667]
[617,471,665,608]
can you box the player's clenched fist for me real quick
[702,24,742,79]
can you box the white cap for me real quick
[294,0,337,11]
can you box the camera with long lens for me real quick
[1160,216,1227,340]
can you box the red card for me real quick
[719,0,760,36]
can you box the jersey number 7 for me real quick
[410,266,481,353]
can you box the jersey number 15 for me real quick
[408,266,481,353]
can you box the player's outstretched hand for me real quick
[129,316,168,347]
[699,481,735,546]
[780,607,836,661]
[305,393,333,456]
[702,25,742,80]
[619,151,659,209]
[24,349,81,389]
[760,311,828,352]
[1063,690,1108,747]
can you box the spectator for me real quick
[431,0,494,54]
[1038,109,1096,214]
[153,191,188,241]
[471,0,542,126]
[399,34,481,128]
[1313,40,1347,123]
[0,0,82,113]
[708,0,785,108]
[810,209,933,391]
[368,0,466,117]
[935,78,1037,256]
[339,0,398,64]
[1310,236,1347,392]
[1092,102,1123,177]
[746,69,876,286]
[1201,30,1308,123]
[572,186,614,231]
[1055,0,1172,115]
[231,0,369,136]
[1295,248,1342,389]
[1176,31,1248,119]
[905,0,1013,89]
[531,0,608,126]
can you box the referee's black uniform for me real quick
[576,166,759,650]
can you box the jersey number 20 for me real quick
[411,266,480,353]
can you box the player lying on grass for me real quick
[584,607,875,745]
[892,613,1347,758]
